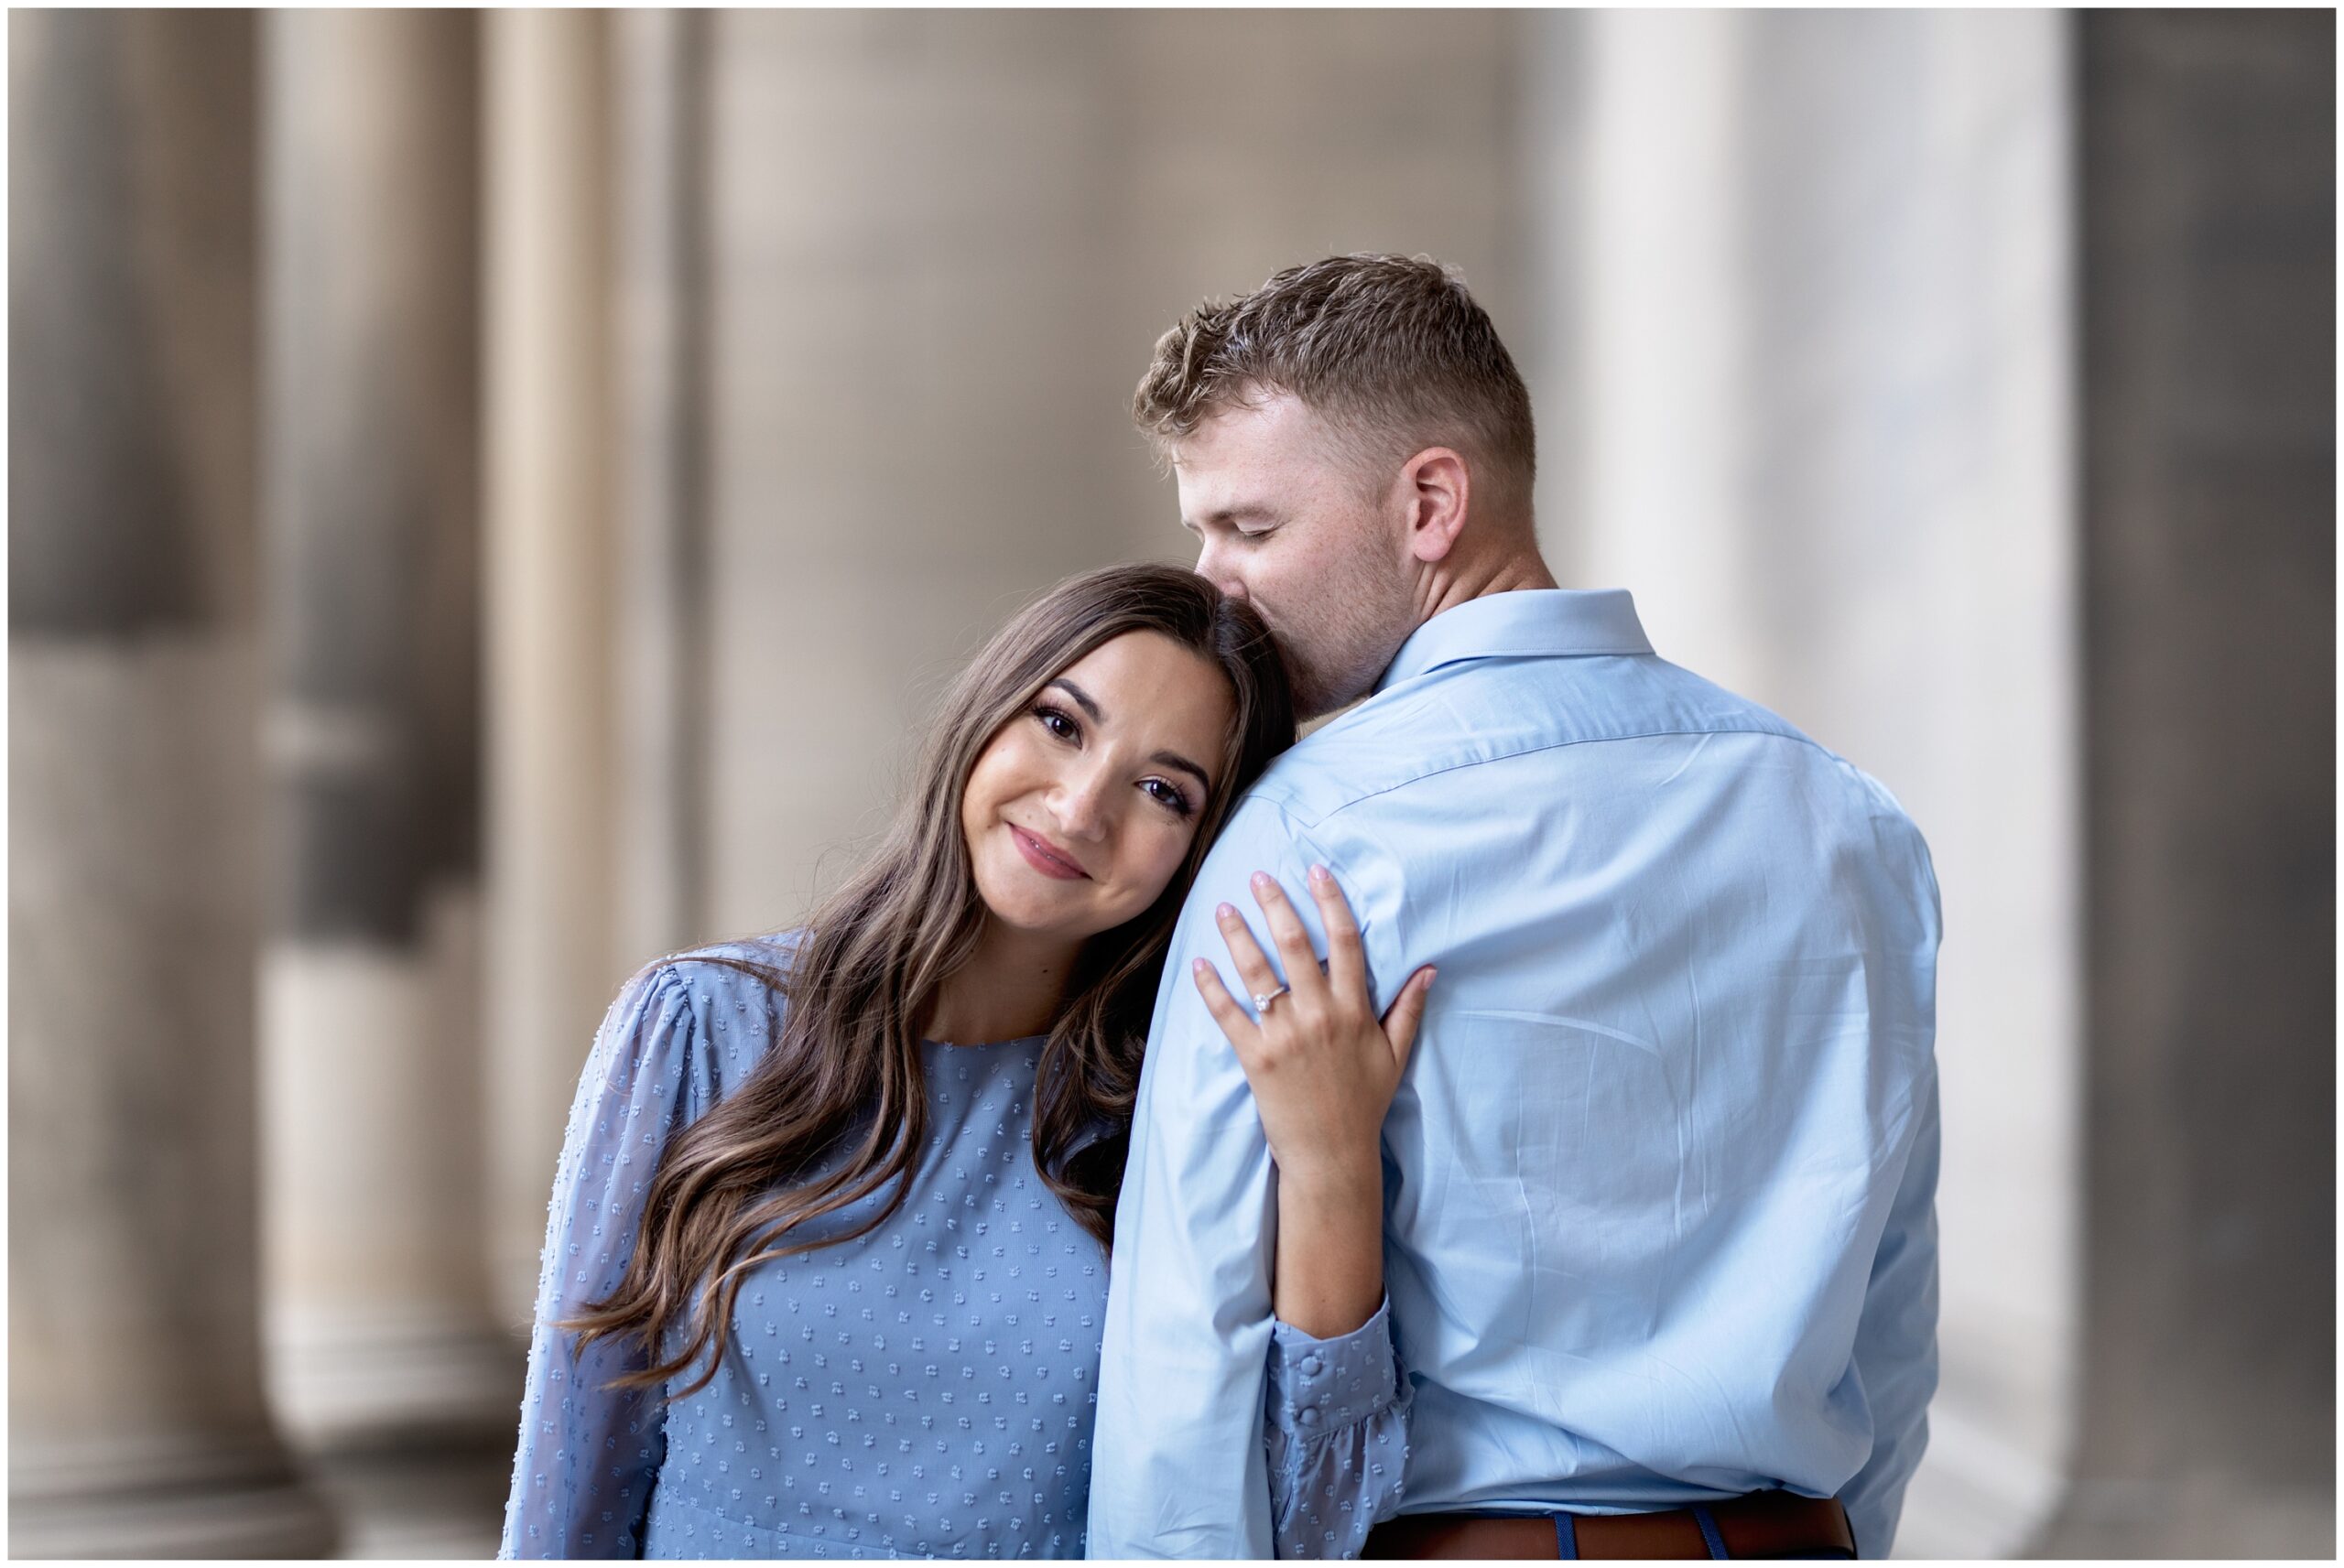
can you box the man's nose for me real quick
[1193,540,1246,601]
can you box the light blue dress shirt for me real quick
[501,936,1405,1560]
[1088,589,1942,1561]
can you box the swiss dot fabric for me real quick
[500,935,1406,1560]
[1264,1303,1411,1559]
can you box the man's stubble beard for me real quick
[1285,640,1383,721]
[1260,480,1425,720]
[1273,573,1420,722]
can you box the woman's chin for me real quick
[972,880,1083,943]
[977,887,1140,949]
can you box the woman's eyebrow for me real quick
[1050,678,1210,797]
[1047,678,1103,723]
[1154,752,1211,795]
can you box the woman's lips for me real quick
[1010,824,1089,881]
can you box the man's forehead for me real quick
[1173,394,1347,481]
[1178,389,1310,449]
[1169,460,1270,524]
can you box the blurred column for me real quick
[258,10,513,1445]
[7,11,338,1556]
[2035,12,2335,1557]
[483,9,621,1323]
[698,12,1112,932]
[610,7,712,964]
[1526,12,2078,1557]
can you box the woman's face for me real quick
[961,630,1236,947]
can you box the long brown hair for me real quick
[563,563,1295,1398]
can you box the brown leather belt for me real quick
[1364,1490,1856,1560]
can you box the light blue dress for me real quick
[501,936,1406,1560]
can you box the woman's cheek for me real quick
[1151,823,1199,897]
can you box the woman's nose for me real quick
[1049,765,1114,841]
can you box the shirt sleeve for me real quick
[1264,1297,1412,1560]
[500,964,711,1559]
[1836,1065,1941,1560]
[1090,801,1400,1559]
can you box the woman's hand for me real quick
[1194,865,1435,1181]
[1192,865,1435,1336]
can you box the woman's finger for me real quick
[1246,872,1329,1004]
[1191,958,1263,1063]
[1305,864,1368,1000]
[1212,901,1286,1008]
[1381,965,1438,1076]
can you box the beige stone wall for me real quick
[696,10,1523,941]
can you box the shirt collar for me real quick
[1373,589,1655,693]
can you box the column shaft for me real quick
[610,7,713,964]
[483,9,622,1322]
[259,7,510,1445]
[8,10,337,1555]
[2040,11,2335,1555]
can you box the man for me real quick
[1087,255,1941,1560]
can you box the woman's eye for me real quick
[1143,778,1194,817]
[1033,704,1079,742]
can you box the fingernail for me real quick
[1423,967,1438,984]
[1308,864,1329,884]
[1193,957,1210,973]
[1217,903,1236,920]
[1251,871,1272,890]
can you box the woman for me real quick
[501,565,1427,1560]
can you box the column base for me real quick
[12,1435,339,1559]
[2029,1473,2335,1560]
[267,1306,526,1451]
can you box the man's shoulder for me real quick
[1213,653,1935,940]
[1239,651,1836,829]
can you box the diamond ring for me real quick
[1253,985,1289,1013]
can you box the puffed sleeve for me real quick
[1264,1295,1412,1559]
[500,964,711,1559]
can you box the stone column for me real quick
[258,9,513,1446]
[7,10,338,1556]
[610,7,713,965]
[1525,12,2079,1556]
[2035,12,2334,1557]
[483,9,623,1325]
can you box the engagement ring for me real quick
[1253,986,1289,1013]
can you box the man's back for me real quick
[1089,589,1941,1559]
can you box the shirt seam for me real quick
[1257,721,1839,829]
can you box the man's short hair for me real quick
[1133,253,1536,510]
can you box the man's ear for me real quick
[1402,448,1470,564]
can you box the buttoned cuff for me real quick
[1264,1295,1403,1436]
